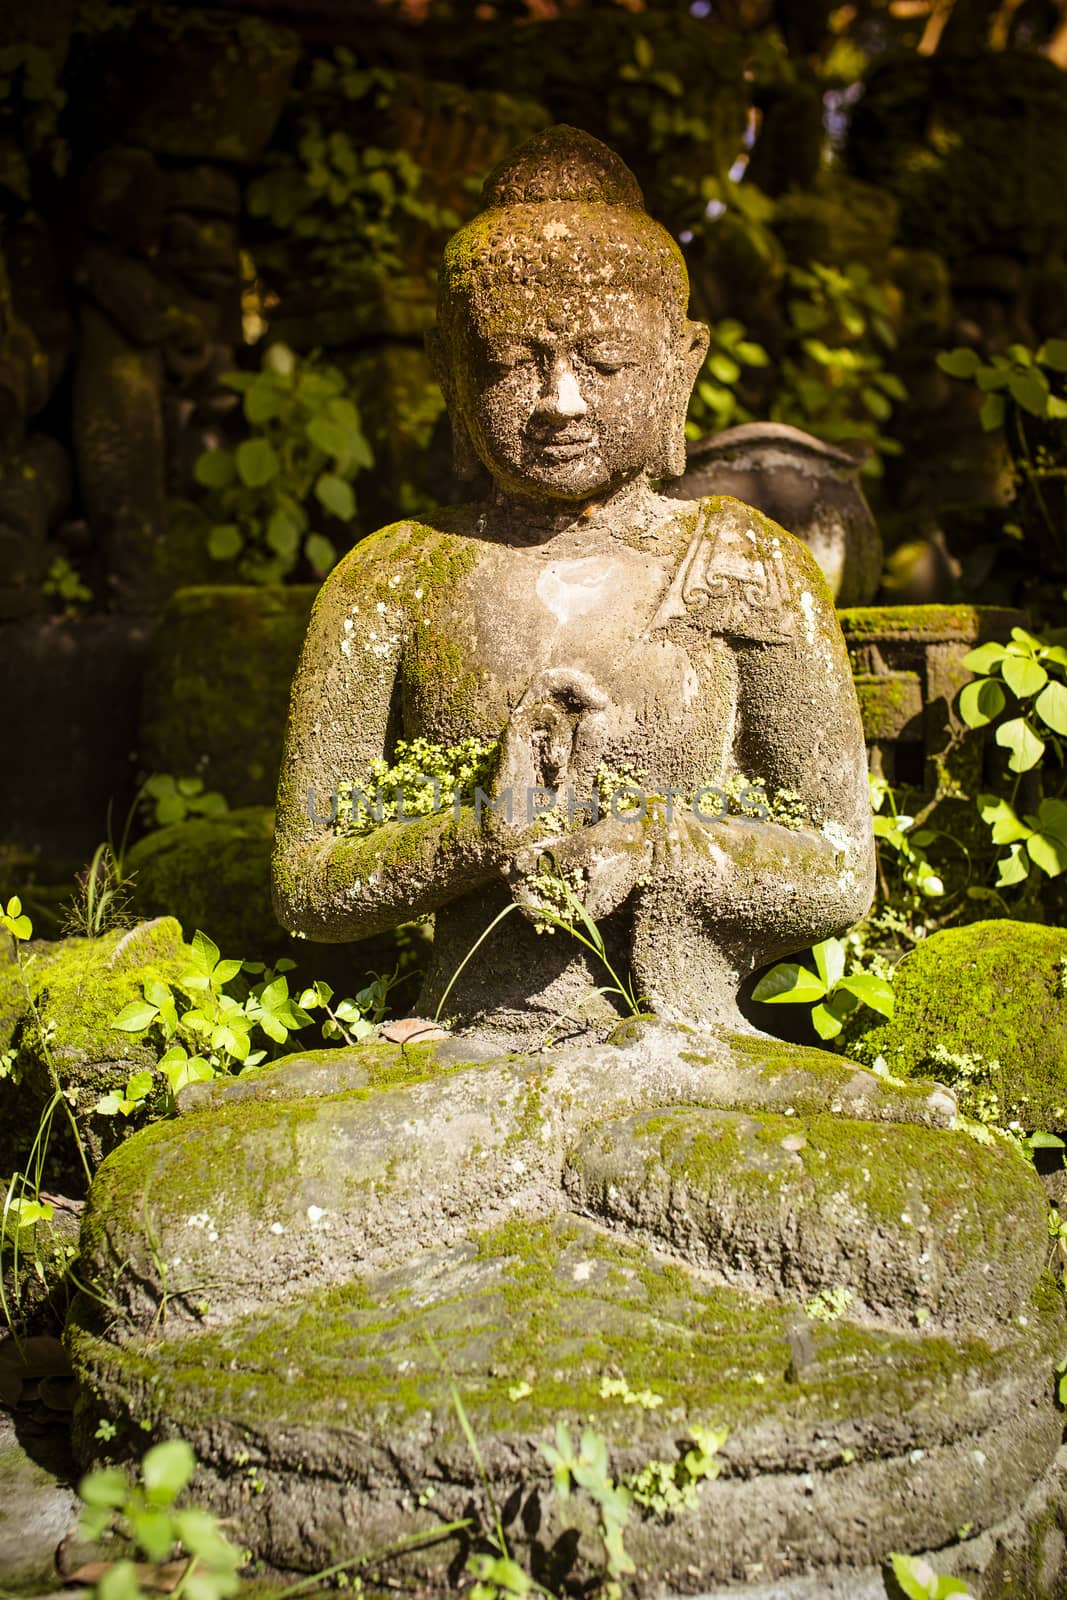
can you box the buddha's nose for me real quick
[537,358,588,424]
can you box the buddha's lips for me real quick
[536,432,597,460]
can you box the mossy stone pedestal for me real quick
[68,1024,1067,1595]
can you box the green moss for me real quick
[852,920,1067,1130]
[854,673,923,741]
[0,919,197,1175]
[127,807,279,957]
[837,604,995,643]
[70,1211,1057,1468]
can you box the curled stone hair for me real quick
[431,125,707,483]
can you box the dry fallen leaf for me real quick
[380,1017,449,1044]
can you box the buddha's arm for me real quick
[271,550,500,943]
[708,551,876,957]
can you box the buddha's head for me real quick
[431,126,709,505]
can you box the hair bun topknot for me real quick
[481,124,645,210]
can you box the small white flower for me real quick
[376,601,387,614]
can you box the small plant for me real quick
[106,933,310,1105]
[105,932,398,1116]
[77,1440,244,1600]
[336,737,499,836]
[42,554,92,613]
[773,261,906,475]
[64,843,135,940]
[804,1286,853,1323]
[540,1422,635,1590]
[139,775,228,830]
[937,341,1067,435]
[626,1424,727,1514]
[887,1552,974,1599]
[1,897,92,1330]
[957,627,1067,888]
[246,48,460,290]
[686,318,769,439]
[938,340,1067,563]
[193,342,372,582]
[751,935,894,1040]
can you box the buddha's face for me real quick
[451,272,688,504]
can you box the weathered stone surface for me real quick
[838,603,1025,788]
[69,1035,1061,1587]
[0,1407,79,1593]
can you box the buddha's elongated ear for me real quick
[426,325,483,482]
[658,318,710,479]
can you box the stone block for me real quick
[139,585,317,808]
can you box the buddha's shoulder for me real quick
[319,507,491,599]
[687,493,833,594]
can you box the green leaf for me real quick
[979,392,1005,431]
[207,523,242,561]
[752,962,826,1004]
[958,678,1005,729]
[1001,654,1047,699]
[978,793,1032,845]
[1027,831,1067,878]
[996,716,1045,773]
[1035,680,1067,735]
[940,350,985,380]
[837,972,895,1018]
[79,1464,131,1508]
[213,959,243,986]
[130,1505,175,1564]
[125,1069,155,1102]
[190,929,220,975]
[266,506,301,559]
[194,450,235,489]
[708,352,740,385]
[93,1091,125,1117]
[112,999,160,1033]
[996,843,1030,886]
[861,385,892,421]
[314,472,356,520]
[97,1561,143,1600]
[1008,368,1050,417]
[244,377,286,425]
[1038,338,1067,372]
[962,642,1007,674]
[812,939,845,991]
[235,438,279,488]
[811,1002,842,1039]
[888,1553,934,1600]
[142,1439,196,1504]
[304,533,336,574]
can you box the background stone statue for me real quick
[272,124,875,1044]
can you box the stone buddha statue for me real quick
[272,125,875,1045]
[70,129,1065,1598]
